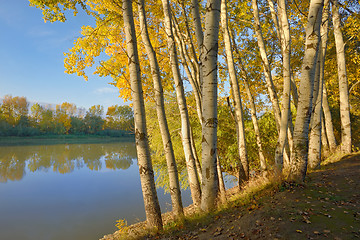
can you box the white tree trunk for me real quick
[216,157,226,204]
[161,0,202,209]
[191,0,204,89]
[122,0,162,229]
[172,16,203,123]
[138,0,183,217]
[308,0,329,169]
[322,85,338,151]
[231,38,267,172]
[273,0,292,170]
[267,0,281,43]
[222,0,249,184]
[200,0,221,212]
[252,0,292,169]
[332,0,352,154]
[252,0,281,129]
[308,44,323,169]
[321,113,330,154]
[289,0,324,182]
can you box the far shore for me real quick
[0,134,135,146]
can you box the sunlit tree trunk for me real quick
[252,0,292,168]
[172,15,203,123]
[266,0,281,43]
[321,116,330,154]
[216,157,226,203]
[242,73,267,172]
[267,0,299,109]
[122,0,162,230]
[137,0,183,218]
[191,0,204,89]
[289,0,324,182]
[332,0,352,154]
[252,0,281,129]
[222,0,249,184]
[308,0,329,169]
[231,37,267,172]
[200,0,221,212]
[171,20,203,181]
[161,0,202,209]
[322,85,338,151]
[308,45,323,169]
[274,0,292,170]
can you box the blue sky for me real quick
[0,0,125,111]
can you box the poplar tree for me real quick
[289,0,324,182]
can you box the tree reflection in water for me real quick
[0,142,137,182]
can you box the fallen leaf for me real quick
[324,230,331,233]
[213,231,222,237]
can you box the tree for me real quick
[289,0,324,182]
[273,0,292,171]
[84,105,104,134]
[332,0,352,153]
[105,105,134,131]
[161,0,202,209]
[39,108,55,133]
[221,0,249,184]
[31,103,44,127]
[308,0,330,169]
[122,0,162,229]
[200,0,222,212]
[1,95,29,126]
[138,0,183,217]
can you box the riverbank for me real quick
[101,151,360,240]
[0,134,134,146]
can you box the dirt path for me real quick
[143,153,360,240]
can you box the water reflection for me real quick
[0,143,137,182]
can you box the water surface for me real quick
[0,142,192,240]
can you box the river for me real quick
[0,142,195,240]
[0,141,237,240]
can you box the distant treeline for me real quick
[0,95,134,137]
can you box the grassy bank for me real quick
[0,134,135,146]
[101,151,360,240]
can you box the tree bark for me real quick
[137,0,183,217]
[289,0,324,182]
[200,0,221,212]
[122,0,162,230]
[231,36,267,172]
[321,111,330,154]
[172,15,203,123]
[308,44,323,169]
[252,0,292,169]
[322,85,338,151]
[332,0,352,154]
[161,0,202,209]
[273,0,292,170]
[191,0,204,89]
[308,0,329,169]
[266,0,281,44]
[216,157,226,204]
[252,0,281,130]
[222,0,249,184]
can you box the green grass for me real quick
[0,134,135,146]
